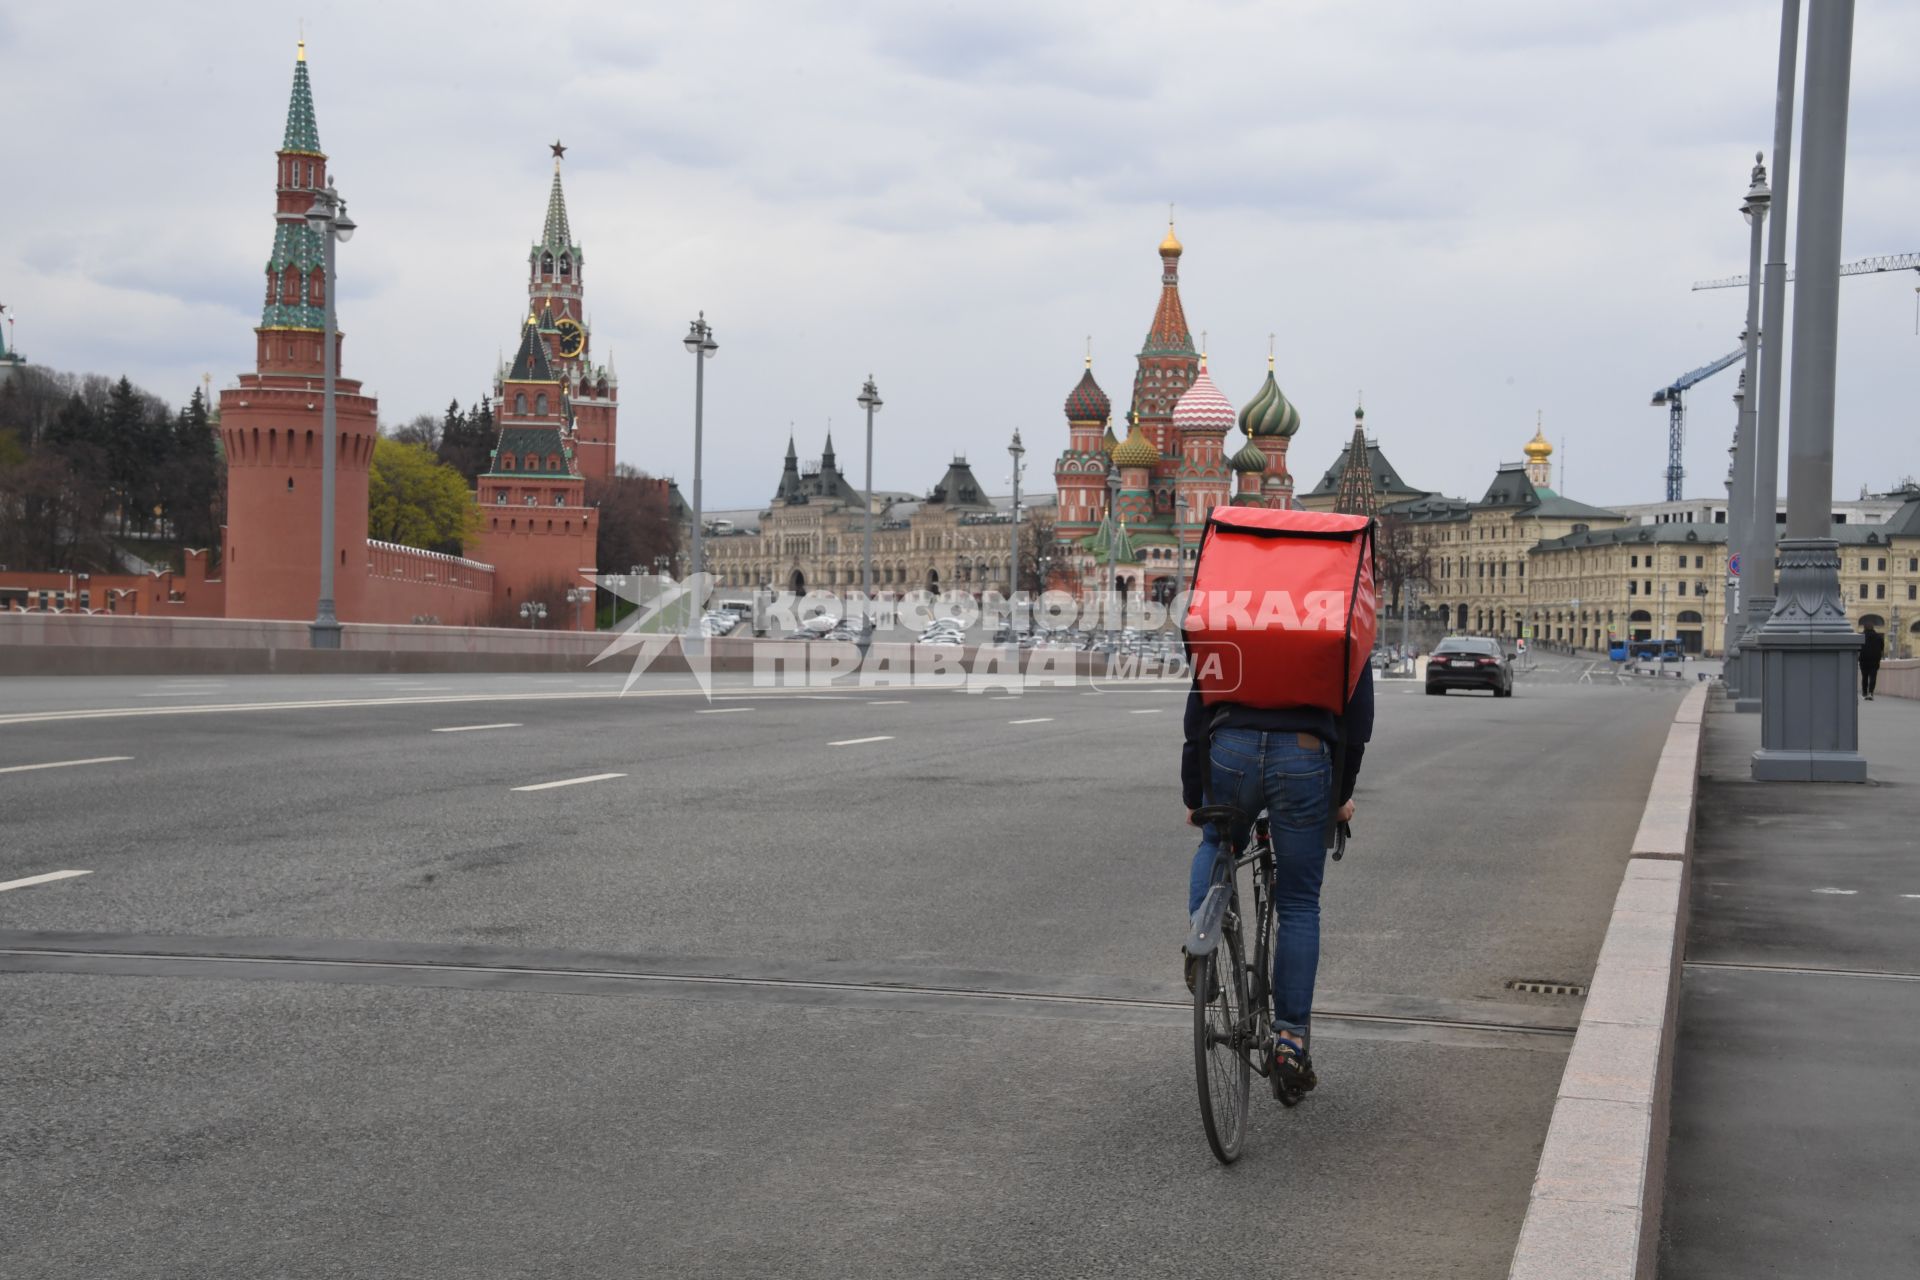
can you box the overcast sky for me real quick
[4,1,1917,511]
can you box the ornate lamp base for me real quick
[1733,594,1773,714]
[1750,539,1866,782]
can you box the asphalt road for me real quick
[2,655,1686,1278]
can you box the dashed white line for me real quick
[1008,718,1054,725]
[868,700,909,706]
[695,707,754,715]
[431,723,522,733]
[0,869,92,893]
[0,756,133,776]
[828,736,894,747]
[991,695,1021,701]
[1128,708,1163,715]
[511,772,627,792]
[1812,887,1859,896]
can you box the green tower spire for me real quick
[544,164,571,250]
[282,40,324,154]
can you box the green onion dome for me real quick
[1229,439,1269,472]
[1239,361,1300,439]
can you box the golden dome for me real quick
[1110,418,1161,468]
[1159,220,1183,256]
[1524,425,1553,461]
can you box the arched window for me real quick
[502,456,515,470]
[559,255,571,278]
[514,393,528,415]
[535,393,548,416]
[541,252,554,277]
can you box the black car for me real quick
[1426,636,1514,697]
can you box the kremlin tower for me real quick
[220,41,378,623]
[517,142,620,485]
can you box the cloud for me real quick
[2,0,1917,514]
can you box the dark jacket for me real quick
[1181,663,1375,811]
[1861,630,1885,665]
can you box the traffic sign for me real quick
[1729,553,1741,577]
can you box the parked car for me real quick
[1425,636,1514,697]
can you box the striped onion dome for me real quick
[1171,357,1235,434]
[1063,364,1111,425]
[1109,420,1161,468]
[1240,363,1301,438]
[1229,439,1269,472]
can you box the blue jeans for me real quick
[1187,728,1332,1036]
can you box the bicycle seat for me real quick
[1191,803,1253,830]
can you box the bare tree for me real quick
[1374,511,1434,613]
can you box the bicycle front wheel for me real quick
[1193,921,1253,1164]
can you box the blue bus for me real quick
[1629,638,1684,663]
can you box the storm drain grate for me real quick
[1505,979,1587,996]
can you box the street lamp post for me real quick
[304,184,356,649]
[1740,1,1802,709]
[565,585,592,631]
[1753,0,1867,782]
[1007,429,1025,641]
[519,601,548,629]
[683,313,717,637]
[1727,156,1771,700]
[857,376,881,630]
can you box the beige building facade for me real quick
[704,441,1056,600]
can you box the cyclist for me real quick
[1181,659,1374,1095]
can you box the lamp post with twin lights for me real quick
[305,184,356,649]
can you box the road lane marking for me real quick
[0,756,133,776]
[695,707,753,715]
[1128,708,1163,715]
[0,870,93,893]
[868,700,908,705]
[829,736,893,747]
[991,695,1021,700]
[431,723,522,733]
[512,773,627,792]
[1812,887,1858,895]
[1008,717,1054,725]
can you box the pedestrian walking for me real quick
[1859,620,1885,700]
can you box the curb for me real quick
[1508,682,1707,1280]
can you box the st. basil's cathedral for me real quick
[1054,222,1305,606]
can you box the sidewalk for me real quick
[1657,695,1920,1276]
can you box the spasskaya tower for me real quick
[504,141,619,485]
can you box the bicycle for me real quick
[1185,802,1347,1165]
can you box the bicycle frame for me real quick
[1211,816,1276,1080]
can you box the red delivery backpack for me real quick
[1183,507,1377,713]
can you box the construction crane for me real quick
[1651,347,1746,502]
[1657,252,1920,501]
[1691,250,1920,291]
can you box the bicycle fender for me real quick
[1185,884,1233,958]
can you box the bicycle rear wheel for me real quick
[1193,921,1252,1164]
